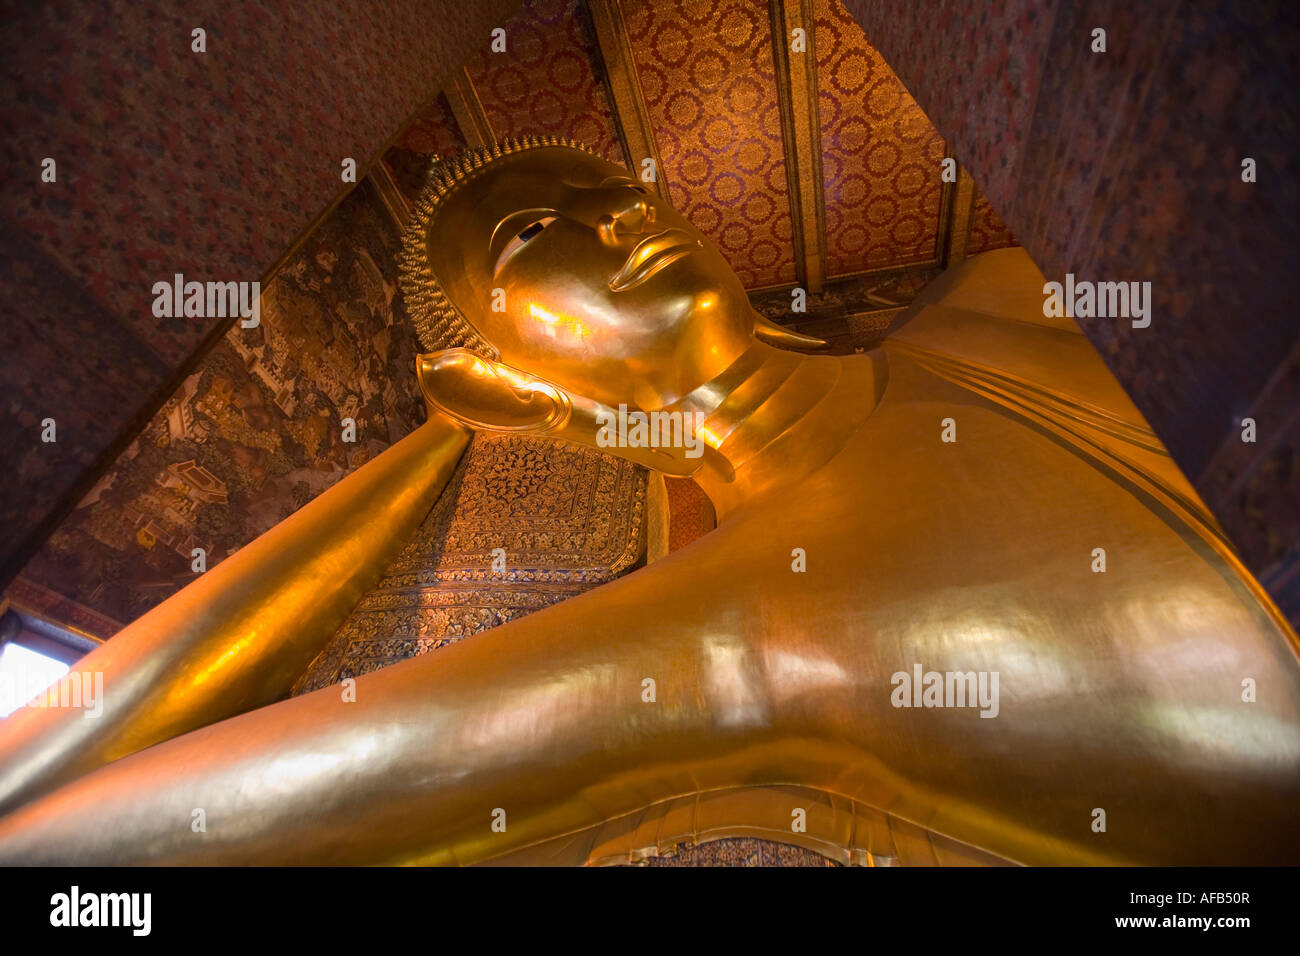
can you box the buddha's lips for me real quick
[609,229,699,291]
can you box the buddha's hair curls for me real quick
[398,134,602,356]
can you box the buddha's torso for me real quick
[668,342,1299,863]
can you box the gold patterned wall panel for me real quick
[814,0,945,277]
[967,184,1019,254]
[664,476,715,552]
[623,0,798,288]
[293,434,646,694]
[467,0,626,166]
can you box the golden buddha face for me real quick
[421,146,754,409]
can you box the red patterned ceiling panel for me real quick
[396,92,466,156]
[386,92,467,202]
[467,0,625,166]
[815,0,945,277]
[623,0,798,289]
[967,185,1018,255]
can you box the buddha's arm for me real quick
[0,414,470,817]
[0,538,807,865]
[1,480,1297,865]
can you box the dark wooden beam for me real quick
[941,162,976,267]
[770,0,827,293]
[445,66,496,148]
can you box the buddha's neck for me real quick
[663,339,881,519]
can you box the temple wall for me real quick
[9,180,425,630]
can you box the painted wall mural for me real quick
[13,180,425,632]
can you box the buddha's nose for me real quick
[594,190,655,244]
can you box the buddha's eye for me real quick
[495,215,557,274]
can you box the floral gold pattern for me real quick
[815,0,947,276]
[292,433,647,694]
[624,0,798,288]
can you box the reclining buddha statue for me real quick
[0,136,1296,865]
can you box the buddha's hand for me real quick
[416,349,573,434]
[417,348,705,476]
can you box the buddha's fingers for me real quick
[0,416,470,819]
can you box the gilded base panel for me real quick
[293,433,647,694]
[475,785,1014,867]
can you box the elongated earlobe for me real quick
[752,312,829,351]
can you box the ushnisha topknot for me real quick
[398,134,602,356]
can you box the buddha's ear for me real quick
[752,312,829,351]
[416,349,573,434]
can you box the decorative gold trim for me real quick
[369,160,412,229]
[825,259,940,284]
[3,577,120,642]
[941,162,976,266]
[476,784,1017,867]
[445,65,496,148]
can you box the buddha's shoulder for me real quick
[754,348,1228,590]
